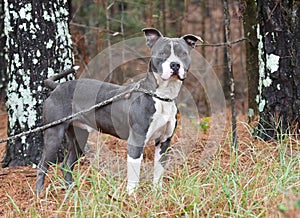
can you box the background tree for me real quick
[2,0,74,167]
[256,0,300,140]
[0,0,7,100]
[242,0,258,120]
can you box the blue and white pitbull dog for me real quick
[36,28,202,194]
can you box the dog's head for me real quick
[143,28,202,81]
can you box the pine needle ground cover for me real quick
[0,116,299,217]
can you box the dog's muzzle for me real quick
[170,62,186,81]
[161,60,187,81]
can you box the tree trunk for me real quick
[223,25,230,100]
[3,0,74,167]
[256,0,300,140]
[242,0,258,121]
[223,0,238,148]
[0,0,7,97]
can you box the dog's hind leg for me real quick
[153,137,171,189]
[62,125,89,184]
[36,125,66,194]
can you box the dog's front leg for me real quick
[153,137,171,189]
[127,142,144,195]
[127,153,143,194]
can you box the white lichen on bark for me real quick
[256,26,281,112]
[258,99,266,113]
[263,54,280,87]
[263,77,272,87]
[277,84,281,90]
[266,53,280,73]
[5,2,38,130]
[256,24,266,112]
[19,3,32,21]
[46,0,73,72]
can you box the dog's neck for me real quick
[152,72,182,99]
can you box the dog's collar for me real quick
[132,82,174,102]
[135,87,174,102]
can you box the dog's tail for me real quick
[44,66,79,90]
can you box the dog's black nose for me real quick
[170,62,180,72]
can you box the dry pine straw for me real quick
[0,114,299,216]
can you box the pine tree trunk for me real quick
[0,0,7,96]
[256,0,300,140]
[3,0,74,167]
[243,0,258,120]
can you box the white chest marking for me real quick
[145,98,177,144]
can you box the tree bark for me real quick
[0,0,7,97]
[256,0,300,140]
[3,0,74,167]
[242,0,258,121]
[223,0,238,148]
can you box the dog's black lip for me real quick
[178,76,185,81]
[172,72,186,81]
[170,74,185,81]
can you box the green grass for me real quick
[7,127,300,217]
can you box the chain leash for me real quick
[0,82,174,144]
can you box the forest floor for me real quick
[0,107,299,217]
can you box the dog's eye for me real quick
[158,52,167,57]
[179,51,187,57]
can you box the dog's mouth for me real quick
[161,70,186,81]
[161,60,187,81]
[171,73,185,81]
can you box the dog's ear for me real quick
[181,34,203,49]
[142,28,163,48]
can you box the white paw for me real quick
[127,180,139,195]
